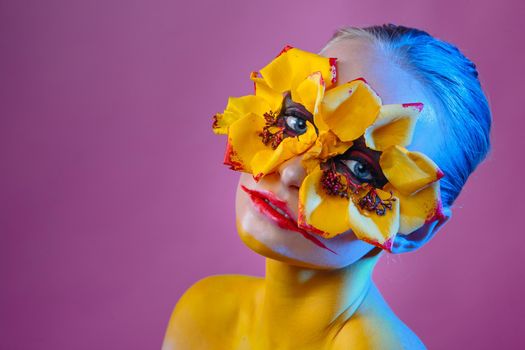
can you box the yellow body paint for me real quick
[163,253,426,349]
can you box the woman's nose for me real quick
[277,155,307,189]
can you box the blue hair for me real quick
[326,24,492,208]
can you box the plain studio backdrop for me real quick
[1,0,524,349]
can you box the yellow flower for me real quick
[298,79,445,252]
[212,46,337,180]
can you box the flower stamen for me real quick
[321,161,361,198]
[358,185,396,216]
[320,162,395,216]
[320,167,349,198]
[259,111,284,149]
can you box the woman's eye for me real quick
[284,115,308,135]
[342,159,374,182]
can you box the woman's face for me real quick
[235,38,444,269]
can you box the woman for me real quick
[163,24,491,349]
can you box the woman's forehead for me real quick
[321,38,427,105]
[321,38,444,160]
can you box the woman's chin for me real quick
[235,219,320,269]
[235,218,373,270]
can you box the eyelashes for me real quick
[342,159,374,181]
[334,148,387,188]
[283,113,308,135]
[278,94,314,137]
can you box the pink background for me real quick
[1,0,523,349]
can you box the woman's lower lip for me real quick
[240,185,337,254]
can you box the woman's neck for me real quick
[255,249,382,347]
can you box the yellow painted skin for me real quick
[162,251,426,350]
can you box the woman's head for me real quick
[234,24,491,269]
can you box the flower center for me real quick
[320,162,395,216]
[258,93,314,149]
[357,184,396,216]
[259,111,284,149]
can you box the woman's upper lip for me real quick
[240,185,337,254]
[240,185,296,220]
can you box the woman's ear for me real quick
[391,207,451,254]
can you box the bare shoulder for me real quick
[162,274,262,349]
[332,283,426,350]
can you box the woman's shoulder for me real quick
[180,274,263,298]
[162,274,263,349]
[332,283,427,350]
[166,274,263,324]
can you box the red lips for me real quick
[240,185,337,254]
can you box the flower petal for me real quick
[298,167,351,238]
[259,46,337,94]
[224,113,268,172]
[250,72,283,112]
[291,72,325,115]
[321,78,382,142]
[251,121,317,180]
[380,145,444,195]
[213,95,272,135]
[385,182,445,235]
[347,189,400,252]
[301,131,352,173]
[364,103,423,151]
